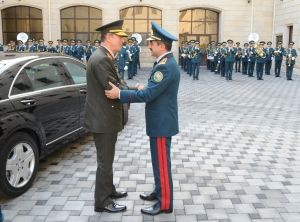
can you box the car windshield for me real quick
[0,56,39,74]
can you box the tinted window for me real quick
[11,61,65,95]
[63,61,86,84]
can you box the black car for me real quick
[0,53,128,197]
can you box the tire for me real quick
[0,132,39,197]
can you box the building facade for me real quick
[0,0,299,67]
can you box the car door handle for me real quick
[79,89,87,94]
[20,99,36,106]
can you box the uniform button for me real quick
[112,105,114,108]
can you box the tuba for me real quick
[255,46,266,59]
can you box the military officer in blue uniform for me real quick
[186,40,195,75]
[213,43,221,74]
[285,41,297,80]
[235,42,242,72]
[265,41,274,75]
[26,39,36,52]
[191,40,202,80]
[127,38,136,79]
[256,41,267,80]
[247,40,256,77]
[116,42,129,80]
[68,39,76,57]
[85,40,93,61]
[225,39,236,80]
[75,39,85,61]
[242,43,249,74]
[273,41,285,77]
[37,39,47,52]
[105,21,180,216]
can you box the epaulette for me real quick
[159,57,167,64]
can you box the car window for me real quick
[11,61,66,95]
[63,61,86,84]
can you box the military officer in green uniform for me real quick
[84,20,129,213]
[265,41,274,75]
[105,21,180,216]
[256,41,267,80]
[225,39,236,80]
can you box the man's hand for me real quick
[135,83,145,90]
[105,82,120,99]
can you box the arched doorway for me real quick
[1,6,43,44]
[61,6,102,42]
[120,6,162,46]
[179,8,219,48]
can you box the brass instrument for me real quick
[127,49,132,62]
[255,46,266,59]
[285,49,292,67]
[273,48,281,56]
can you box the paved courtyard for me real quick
[1,67,300,222]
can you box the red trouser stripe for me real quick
[157,137,166,210]
[162,137,170,209]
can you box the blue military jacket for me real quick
[26,45,36,52]
[285,48,297,65]
[117,46,129,70]
[265,47,274,61]
[274,47,285,61]
[225,47,236,62]
[37,44,47,52]
[75,45,85,60]
[191,48,202,64]
[256,48,267,64]
[120,53,180,137]
[248,47,256,62]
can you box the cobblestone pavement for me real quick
[1,67,300,222]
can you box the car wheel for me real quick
[0,132,39,197]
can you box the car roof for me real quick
[0,52,83,72]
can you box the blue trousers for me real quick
[286,64,294,80]
[256,62,264,79]
[150,137,173,210]
[275,60,282,77]
[192,62,200,79]
[225,61,234,80]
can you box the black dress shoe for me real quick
[141,203,172,216]
[94,202,126,213]
[110,191,127,199]
[140,192,157,201]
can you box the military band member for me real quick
[220,42,227,77]
[85,40,93,61]
[225,39,236,80]
[285,41,297,80]
[256,41,266,80]
[68,39,76,57]
[56,39,63,54]
[132,37,139,76]
[242,43,249,74]
[192,41,202,80]
[47,41,57,53]
[206,43,211,70]
[75,39,85,61]
[273,41,285,77]
[247,40,256,77]
[214,43,221,74]
[62,39,70,55]
[127,38,135,79]
[116,42,129,80]
[180,41,188,70]
[210,41,216,72]
[37,39,47,52]
[235,42,242,72]
[26,39,36,52]
[187,40,195,75]
[91,40,100,54]
[265,41,274,75]
[16,40,26,52]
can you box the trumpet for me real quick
[126,49,132,62]
[285,49,292,67]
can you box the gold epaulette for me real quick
[159,58,167,64]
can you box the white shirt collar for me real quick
[156,51,172,63]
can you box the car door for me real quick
[59,58,87,127]
[9,58,81,144]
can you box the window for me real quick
[1,6,43,44]
[11,61,65,95]
[179,8,219,48]
[63,61,86,84]
[276,35,283,47]
[120,6,162,46]
[288,25,293,45]
[61,6,102,42]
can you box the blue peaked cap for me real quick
[147,21,178,43]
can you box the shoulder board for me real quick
[159,58,168,65]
